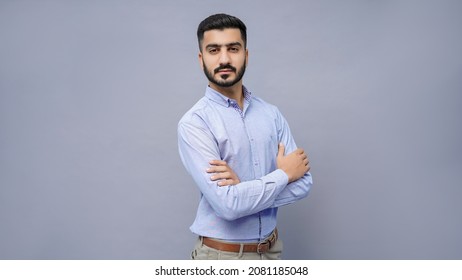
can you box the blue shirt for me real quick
[178,86,312,242]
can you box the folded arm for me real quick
[178,107,312,220]
[208,143,313,208]
[270,109,313,207]
[178,121,289,221]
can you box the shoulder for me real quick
[251,94,282,117]
[178,97,210,127]
[178,96,224,140]
[249,95,290,133]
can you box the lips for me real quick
[214,64,236,74]
[218,69,233,74]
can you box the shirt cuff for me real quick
[267,168,289,188]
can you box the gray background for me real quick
[1,0,461,259]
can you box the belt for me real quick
[201,228,278,254]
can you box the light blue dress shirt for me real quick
[178,86,312,242]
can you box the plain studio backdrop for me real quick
[1,0,461,259]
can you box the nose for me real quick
[219,50,231,65]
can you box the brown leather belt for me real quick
[201,229,278,254]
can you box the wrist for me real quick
[278,168,292,183]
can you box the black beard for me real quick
[203,61,246,88]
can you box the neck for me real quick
[209,81,244,108]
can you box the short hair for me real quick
[197,13,247,51]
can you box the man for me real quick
[178,13,312,260]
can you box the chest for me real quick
[206,104,280,177]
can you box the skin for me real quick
[199,28,310,186]
[199,28,248,109]
[207,143,310,186]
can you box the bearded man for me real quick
[178,13,313,260]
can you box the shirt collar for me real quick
[205,86,252,108]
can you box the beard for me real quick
[203,59,246,88]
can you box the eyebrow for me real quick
[205,42,242,49]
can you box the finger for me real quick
[209,160,227,166]
[210,172,231,181]
[217,179,237,187]
[206,165,228,173]
[217,180,229,186]
[277,143,285,157]
[304,159,311,171]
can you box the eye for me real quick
[208,48,219,54]
[229,47,239,53]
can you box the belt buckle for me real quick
[257,240,269,254]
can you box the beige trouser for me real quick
[191,237,283,260]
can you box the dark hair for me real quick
[197,13,247,51]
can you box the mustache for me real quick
[214,64,236,74]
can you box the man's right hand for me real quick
[276,143,310,183]
[207,160,241,186]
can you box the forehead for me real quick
[202,28,243,47]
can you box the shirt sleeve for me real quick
[178,116,289,221]
[271,109,313,208]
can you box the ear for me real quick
[198,52,204,70]
[245,48,249,66]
